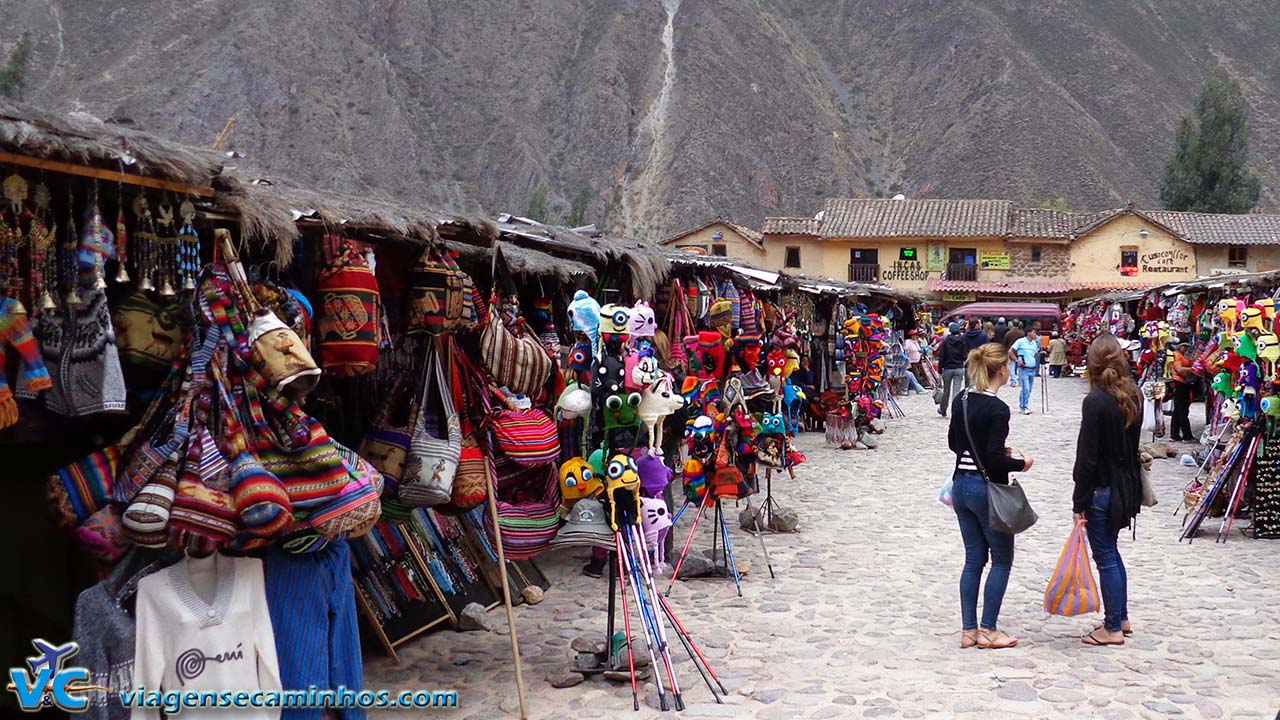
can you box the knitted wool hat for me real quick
[122,461,179,547]
[636,454,672,497]
[167,479,238,554]
[229,453,294,537]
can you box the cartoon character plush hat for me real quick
[629,300,657,338]
[605,454,641,530]
[556,380,592,420]
[1241,307,1265,333]
[599,303,632,344]
[568,340,593,373]
[559,457,601,506]
[568,290,601,344]
[636,453,673,497]
[697,330,727,380]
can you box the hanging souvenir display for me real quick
[315,235,381,377]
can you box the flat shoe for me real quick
[1093,623,1133,637]
[1081,630,1124,646]
[977,629,1018,649]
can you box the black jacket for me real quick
[948,391,1027,484]
[1073,389,1142,533]
[939,334,968,370]
[993,323,1008,344]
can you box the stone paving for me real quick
[366,377,1280,719]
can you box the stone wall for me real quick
[1009,243,1068,278]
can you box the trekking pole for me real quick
[1219,434,1260,542]
[667,490,713,594]
[628,525,684,710]
[1174,420,1234,517]
[611,539,639,710]
[1041,363,1048,413]
[657,593,728,697]
[617,529,668,710]
[671,499,691,527]
[747,499,776,578]
[715,499,743,596]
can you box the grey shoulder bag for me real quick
[961,390,1038,534]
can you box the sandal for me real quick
[1090,617,1131,632]
[960,630,978,649]
[1081,629,1124,646]
[977,629,1018,649]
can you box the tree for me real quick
[1160,67,1261,213]
[524,186,548,223]
[567,188,589,227]
[0,33,32,100]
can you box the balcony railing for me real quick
[946,263,978,282]
[848,263,880,282]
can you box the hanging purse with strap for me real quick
[961,390,1038,534]
[401,344,461,506]
[441,345,490,512]
[479,247,553,396]
[406,244,464,335]
[315,236,381,377]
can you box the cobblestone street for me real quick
[367,377,1280,719]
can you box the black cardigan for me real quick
[948,391,1027,484]
[1073,389,1142,530]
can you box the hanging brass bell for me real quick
[139,275,155,292]
[39,291,56,311]
[159,278,176,297]
[182,275,196,291]
[93,275,108,290]
[64,289,81,307]
[115,265,130,283]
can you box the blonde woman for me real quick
[947,343,1034,649]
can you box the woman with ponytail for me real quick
[947,343,1033,650]
[1074,333,1143,647]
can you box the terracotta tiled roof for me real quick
[928,279,1159,294]
[928,279,1073,295]
[820,198,1012,239]
[1142,211,1280,246]
[761,216,821,235]
[1009,208,1115,240]
[660,218,763,248]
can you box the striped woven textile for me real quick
[316,243,381,377]
[47,446,119,529]
[484,465,561,560]
[1043,524,1100,617]
[490,408,560,466]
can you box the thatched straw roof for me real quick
[495,216,668,298]
[444,239,596,284]
[212,169,497,266]
[0,99,223,186]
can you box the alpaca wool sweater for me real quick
[0,296,52,428]
[38,288,127,416]
[132,555,281,720]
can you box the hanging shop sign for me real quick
[941,292,977,302]
[926,243,946,271]
[978,251,1010,270]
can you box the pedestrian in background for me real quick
[963,319,989,352]
[1074,334,1142,646]
[938,322,968,417]
[1047,332,1068,377]
[993,317,1009,345]
[948,343,1032,649]
[1004,322,1024,387]
[905,329,931,389]
[1011,329,1041,414]
[1169,341,1195,442]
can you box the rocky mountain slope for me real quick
[4,0,1279,239]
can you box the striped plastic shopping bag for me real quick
[1043,522,1101,616]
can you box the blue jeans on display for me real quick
[1084,487,1129,632]
[952,470,1015,631]
[1018,367,1037,411]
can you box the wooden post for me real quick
[485,463,529,719]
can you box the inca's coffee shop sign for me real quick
[1141,249,1191,274]
[882,259,928,282]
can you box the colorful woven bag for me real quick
[490,405,560,467]
[358,373,417,494]
[406,245,464,335]
[47,446,120,531]
[1044,522,1101,617]
[315,237,381,377]
[483,461,561,560]
[480,294,553,396]
[401,347,461,506]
